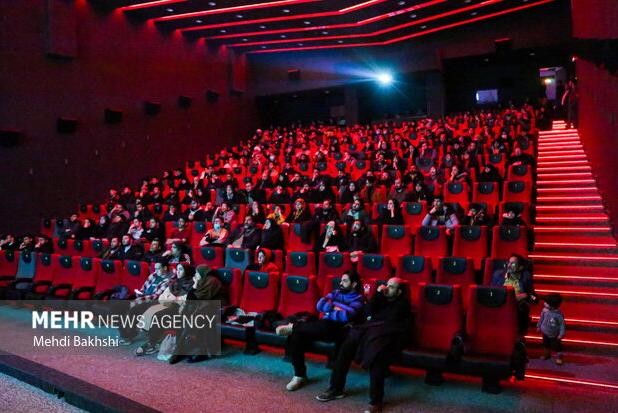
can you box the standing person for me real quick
[276,271,365,391]
[316,277,412,413]
[537,294,566,365]
[561,79,578,129]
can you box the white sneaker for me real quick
[276,323,294,336]
[286,376,307,391]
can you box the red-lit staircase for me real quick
[523,120,618,388]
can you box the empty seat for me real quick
[396,255,433,286]
[0,250,19,280]
[414,284,464,352]
[70,257,100,299]
[93,259,123,298]
[453,225,489,270]
[214,267,243,307]
[285,251,316,277]
[414,226,449,268]
[380,225,413,259]
[317,252,352,289]
[43,255,78,299]
[358,253,393,282]
[121,260,150,293]
[239,271,280,314]
[278,274,319,317]
[491,225,528,259]
[286,223,315,252]
[482,258,508,285]
[507,164,532,183]
[8,253,54,300]
[444,183,470,204]
[224,248,252,271]
[91,239,110,257]
[69,239,94,258]
[473,183,500,211]
[402,202,427,229]
[193,246,225,268]
[40,218,56,238]
[503,181,531,203]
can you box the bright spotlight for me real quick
[376,72,393,86]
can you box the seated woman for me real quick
[259,218,284,251]
[169,264,228,364]
[199,217,229,247]
[408,182,433,203]
[135,263,195,356]
[339,181,358,205]
[162,242,192,264]
[462,203,491,226]
[248,201,266,225]
[212,202,236,229]
[447,164,471,185]
[314,220,345,253]
[285,198,312,223]
[247,248,281,273]
[266,205,287,225]
[375,198,404,226]
[502,207,526,226]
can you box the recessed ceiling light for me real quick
[470,11,478,16]
[282,8,290,13]
[259,25,267,29]
[304,21,311,25]
[337,40,344,43]
[280,35,287,38]
[410,14,417,18]
[242,38,248,42]
[421,25,427,29]
[165,8,174,12]
[236,14,243,18]
[398,1,406,5]
[195,19,203,24]
[298,43,303,46]
[484,57,490,62]
[322,31,329,35]
[208,1,216,6]
[261,46,267,49]
[464,0,472,3]
[529,52,536,56]
[220,29,227,33]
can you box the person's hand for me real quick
[430,207,438,214]
[377,284,387,293]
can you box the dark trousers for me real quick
[118,301,156,340]
[287,319,344,377]
[329,329,391,406]
[146,305,179,346]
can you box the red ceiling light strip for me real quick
[229,0,502,47]
[534,274,618,282]
[208,0,447,40]
[533,226,611,231]
[247,0,555,53]
[525,334,618,347]
[535,241,616,247]
[183,0,389,32]
[529,253,618,260]
[531,315,618,327]
[535,288,618,298]
[152,0,322,22]
[525,373,618,390]
[120,0,187,12]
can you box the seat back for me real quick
[34,253,55,283]
[240,271,280,313]
[190,221,209,247]
[498,202,530,225]
[452,225,488,270]
[466,285,518,357]
[402,202,427,229]
[278,274,319,317]
[503,180,531,203]
[72,257,100,298]
[436,257,476,294]
[224,248,251,271]
[285,251,316,277]
[52,255,76,287]
[472,182,499,211]
[414,226,448,268]
[95,259,123,293]
[193,246,225,268]
[482,258,508,285]
[0,250,19,286]
[380,225,413,258]
[213,268,243,307]
[444,183,470,204]
[415,284,464,352]
[491,225,528,258]
[396,255,433,286]
[122,261,150,292]
[16,251,36,278]
[287,223,314,252]
[358,254,393,282]
[317,252,352,290]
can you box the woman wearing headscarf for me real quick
[314,220,346,253]
[375,198,404,226]
[169,264,227,364]
[247,248,281,273]
[259,218,284,251]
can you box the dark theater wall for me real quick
[572,0,618,237]
[0,1,256,233]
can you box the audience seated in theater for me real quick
[314,220,346,253]
[34,235,53,254]
[267,205,287,225]
[248,201,266,225]
[0,234,19,251]
[100,236,122,260]
[227,216,261,250]
[127,219,144,241]
[18,234,35,252]
[339,181,359,204]
[422,197,459,235]
[220,184,243,205]
[408,182,432,203]
[75,218,95,240]
[60,214,81,240]
[93,216,109,239]
[447,165,471,186]
[259,218,284,251]
[276,270,365,391]
[144,239,164,263]
[508,147,536,167]
[240,182,266,204]
[292,183,315,204]
[462,204,491,226]
[199,217,229,247]
[502,207,526,226]
[133,203,153,223]
[184,200,206,222]
[376,199,404,226]
[166,218,191,246]
[286,199,312,224]
[314,181,336,203]
[388,179,411,204]
[343,199,370,226]
[315,277,411,413]
[119,235,144,261]
[143,218,164,243]
[212,202,236,229]
[163,204,181,222]
[162,242,192,264]
[478,164,503,183]
[345,220,378,262]
[107,215,129,241]
[247,248,280,273]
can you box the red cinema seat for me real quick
[414,226,449,269]
[193,246,225,268]
[396,255,433,287]
[444,183,470,205]
[240,271,280,314]
[93,259,123,298]
[380,225,413,260]
[11,253,54,300]
[402,202,427,229]
[491,225,528,259]
[482,258,509,285]
[498,202,530,226]
[121,260,150,293]
[0,250,19,282]
[473,183,500,211]
[70,257,100,299]
[317,252,352,290]
[507,164,532,184]
[358,253,393,282]
[414,284,464,352]
[436,257,476,308]
[285,251,316,277]
[214,267,243,307]
[278,274,319,317]
[453,226,489,270]
[43,255,78,299]
[503,181,531,203]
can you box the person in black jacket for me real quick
[375,198,404,226]
[314,220,346,253]
[345,220,378,262]
[118,235,144,261]
[316,277,412,413]
[259,218,284,251]
[227,216,262,250]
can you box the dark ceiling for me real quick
[96,0,560,54]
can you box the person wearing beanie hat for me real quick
[537,293,566,365]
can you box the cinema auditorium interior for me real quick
[1,0,618,412]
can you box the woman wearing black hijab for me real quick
[375,198,404,226]
[260,218,284,251]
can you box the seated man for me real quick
[276,270,365,391]
[227,216,261,250]
[99,236,122,260]
[316,277,412,413]
[342,198,370,226]
[143,218,164,242]
[166,217,191,246]
[143,239,163,263]
[118,234,144,261]
[199,217,229,246]
[345,220,378,263]
[421,196,459,235]
[184,200,206,222]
